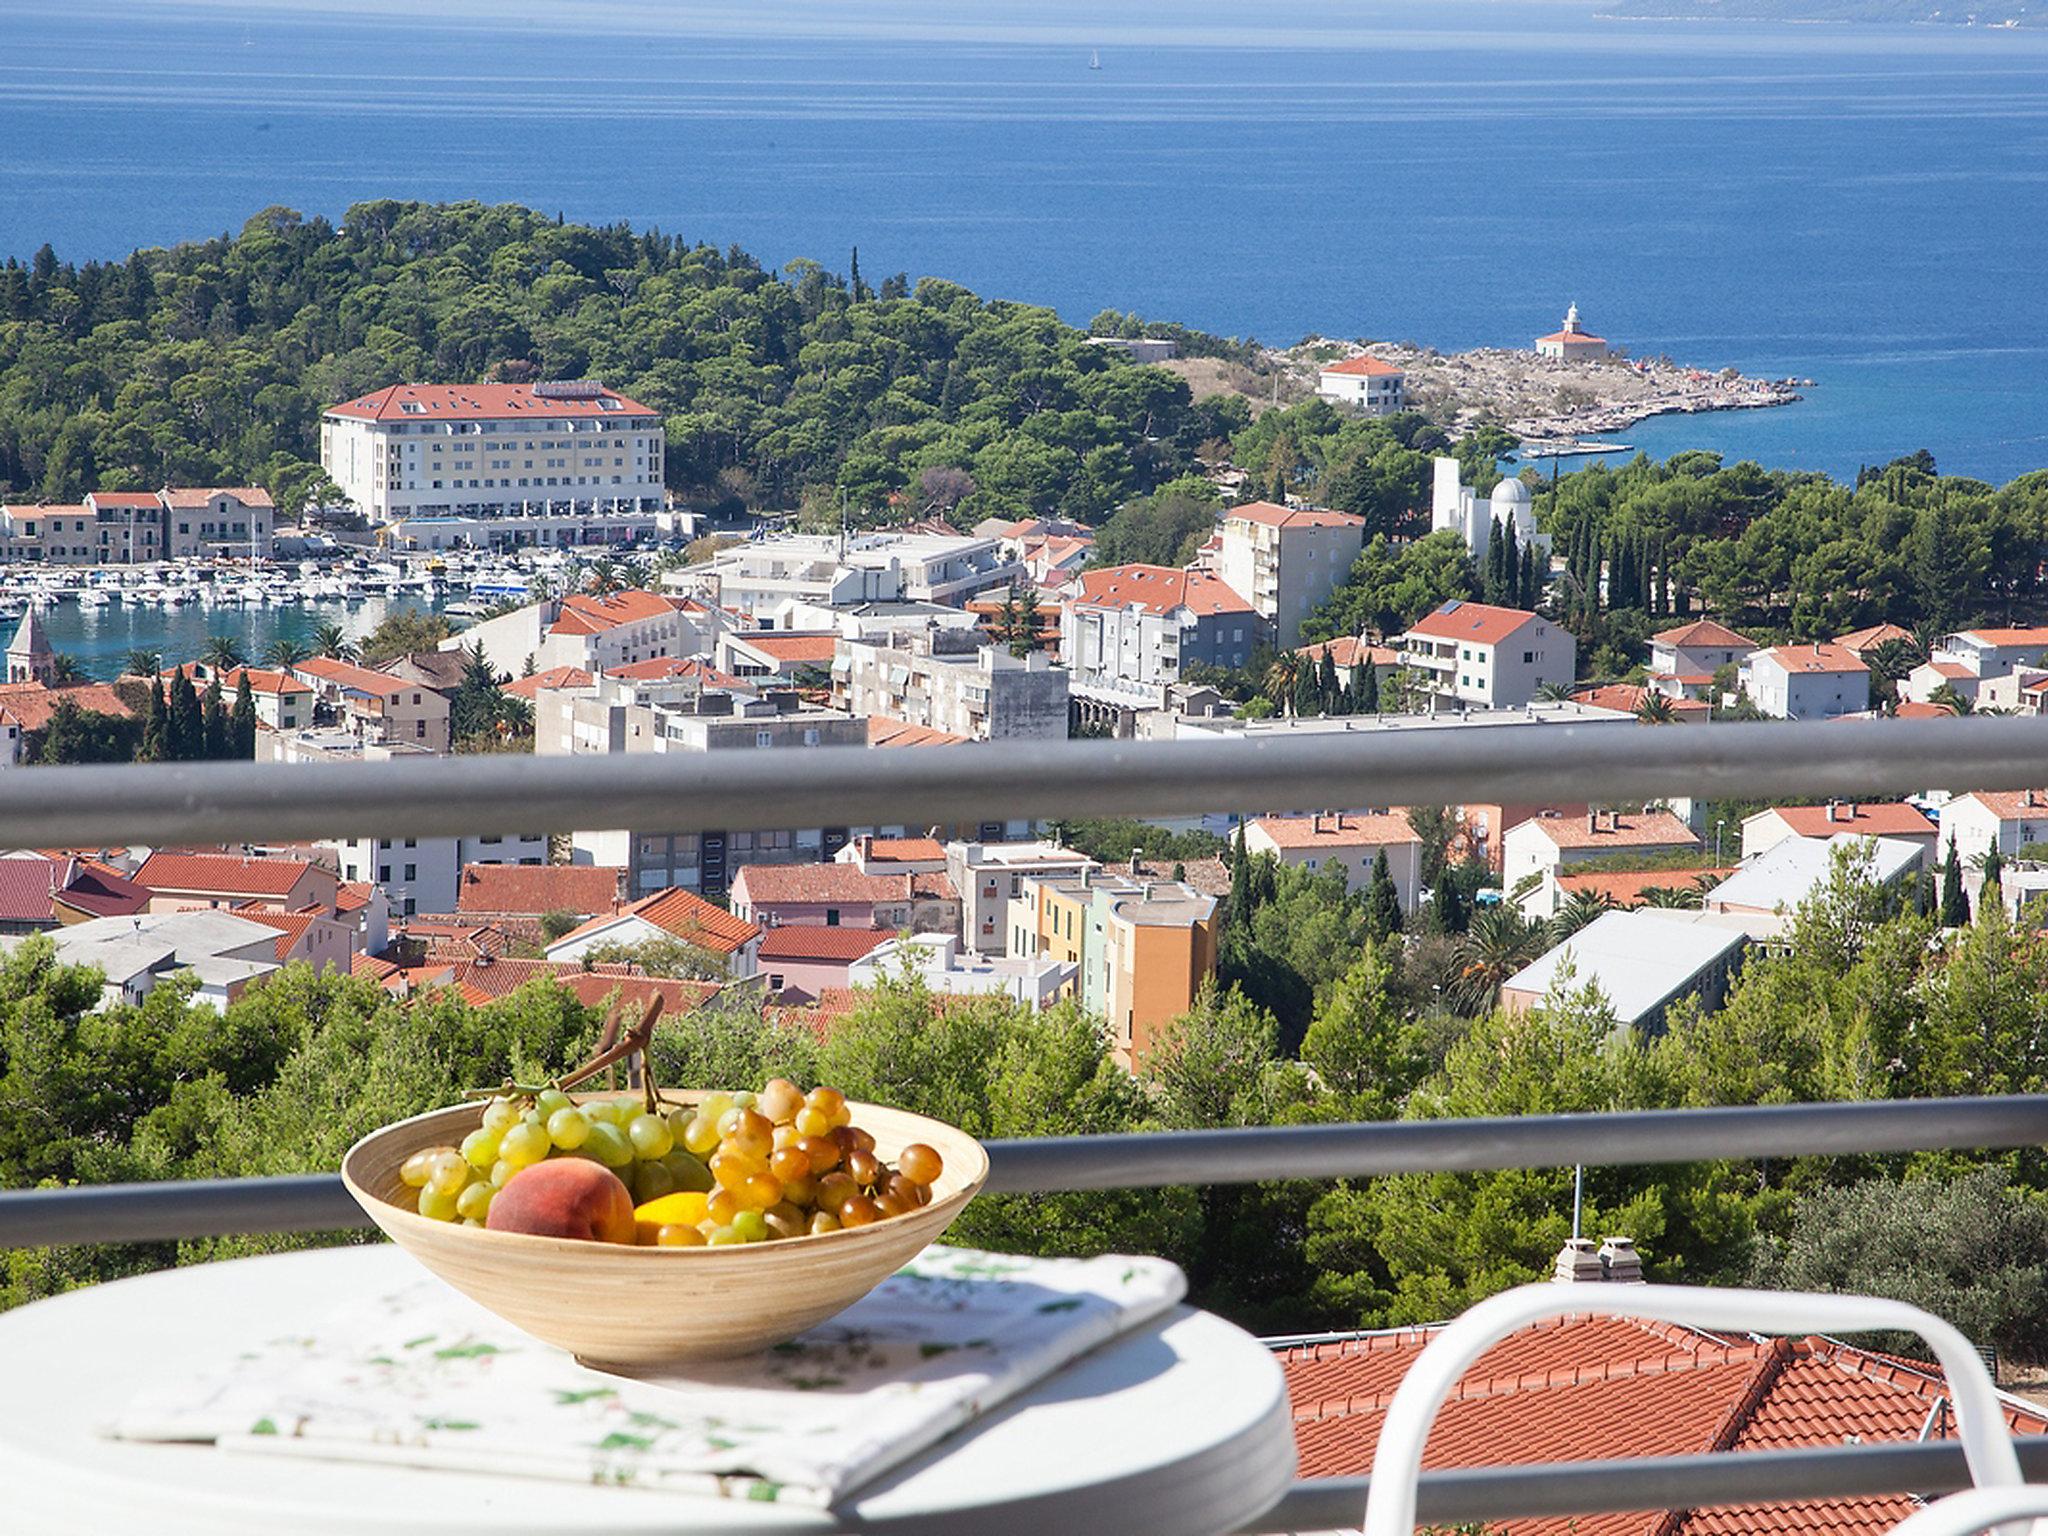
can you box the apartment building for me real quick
[950,841,1099,954]
[728,862,960,934]
[1062,565,1268,716]
[1243,812,1423,907]
[1740,801,1936,864]
[0,487,273,564]
[131,851,340,914]
[291,657,452,753]
[1938,788,2048,869]
[321,832,549,918]
[453,589,722,679]
[1504,808,1702,913]
[320,381,665,524]
[1314,355,1406,415]
[1740,643,1870,720]
[1648,619,1758,700]
[192,666,311,732]
[847,933,1075,1011]
[671,531,1022,620]
[1397,600,1577,710]
[1215,501,1369,649]
[832,629,1070,741]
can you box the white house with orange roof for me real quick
[1062,564,1269,712]
[452,588,721,678]
[1243,812,1423,908]
[1740,642,1870,720]
[1534,303,1611,360]
[1938,788,2048,869]
[187,666,311,733]
[1740,800,1936,865]
[1292,634,1400,690]
[1504,808,1702,914]
[1648,619,1758,700]
[132,851,340,915]
[1834,621,1915,658]
[1397,600,1576,710]
[1911,624,2048,709]
[289,656,451,753]
[319,381,665,524]
[1314,354,1406,415]
[157,487,274,558]
[1217,500,1369,647]
[543,886,764,978]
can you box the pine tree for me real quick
[451,642,505,743]
[997,586,1022,651]
[140,676,167,763]
[1940,842,1971,927]
[168,667,201,762]
[1364,849,1404,941]
[201,675,228,759]
[1014,585,1042,657]
[232,672,257,757]
[1360,663,1380,713]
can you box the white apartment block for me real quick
[1315,355,1407,414]
[0,487,274,565]
[669,531,1023,619]
[1062,565,1269,714]
[322,833,548,919]
[1739,643,1869,720]
[452,589,722,679]
[948,840,1099,954]
[320,381,664,525]
[1397,600,1576,710]
[833,631,1070,741]
[1216,501,1368,649]
[1937,789,2048,869]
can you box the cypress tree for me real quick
[1317,651,1340,712]
[1499,517,1520,608]
[1364,849,1404,941]
[1360,663,1380,713]
[1939,842,1971,927]
[168,668,201,761]
[1520,544,1541,610]
[201,675,228,759]
[1430,869,1467,936]
[1345,661,1365,715]
[1268,464,1287,505]
[1982,845,2006,914]
[140,676,167,763]
[232,672,257,757]
[1293,665,1322,718]
[1485,520,1505,602]
[1228,821,1253,925]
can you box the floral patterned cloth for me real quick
[104,1245,1186,1508]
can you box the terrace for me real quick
[6,714,2048,1531]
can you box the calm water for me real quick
[28,596,437,681]
[5,0,2048,483]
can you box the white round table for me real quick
[0,1245,1296,1536]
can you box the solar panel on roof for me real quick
[1441,599,1461,612]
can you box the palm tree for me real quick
[1535,680,1576,703]
[498,695,535,737]
[122,648,162,679]
[311,620,357,662]
[583,556,624,595]
[1547,888,1615,945]
[1634,690,1677,724]
[46,652,85,686]
[1867,635,1924,685]
[1640,884,1702,909]
[263,636,306,667]
[200,633,246,671]
[1447,905,1546,1014]
[1928,681,1973,716]
[1263,653,1302,714]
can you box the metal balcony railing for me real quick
[5,717,2048,1529]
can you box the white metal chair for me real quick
[1361,1282,2032,1536]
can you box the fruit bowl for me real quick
[342,1092,989,1366]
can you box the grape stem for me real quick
[460,995,670,1111]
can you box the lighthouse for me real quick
[1535,303,1612,360]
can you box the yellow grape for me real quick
[680,1113,721,1156]
[456,1182,494,1222]
[657,1223,707,1248]
[764,1202,806,1240]
[897,1143,943,1185]
[417,1185,460,1222]
[769,1146,811,1184]
[399,1149,440,1189]
[839,1194,880,1228]
[738,1172,782,1211]
[793,1106,832,1138]
[805,1085,846,1121]
[707,1189,743,1226]
[845,1149,881,1189]
[757,1078,804,1124]
[797,1135,840,1174]
[808,1211,842,1236]
[427,1151,471,1197]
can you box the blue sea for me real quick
[5,0,2048,483]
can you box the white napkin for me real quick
[105,1245,1186,1508]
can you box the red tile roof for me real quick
[1320,355,1404,377]
[558,972,723,1016]
[735,863,958,908]
[1227,500,1368,530]
[602,657,741,687]
[1556,867,1737,907]
[326,382,654,422]
[1250,812,1420,850]
[1757,803,1934,840]
[551,590,678,634]
[1571,684,1712,719]
[1953,625,2048,650]
[1895,700,1959,718]
[351,951,401,982]
[160,486,273,508]
[1404,600,1541,648]
[1537,327,1609,345]
[335,881,377,913]
[1834,623,1914,654]
[1653,619,1757,650]
[1522,810,1701,852]
[1293,636,1398,669]
[554,887,761,955]
[502,666,593,699]
[135,851,322,898]
[1280,1313,2048,1536]
[854,837,947,863]
[86,490,163,509]
[1926,661,1975,680]
[293,656,408,696]
[1755,644,1867,676]
[0,857,68,925]
[728,633,840,664]
[0,682,136,731]
[457,863,622,917]
[52,860,151,920]
[867,715,970,748]
[756,926,895,962]
[1072,565,1255,618]
[1959,789,2048,822]
[232,908,322,962]
[211,667,308,697]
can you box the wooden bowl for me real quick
[341,1092,989,1367]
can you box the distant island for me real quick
[1601,0,2038,25]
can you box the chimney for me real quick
[1597,1237,1645,1284]
[1825,799,1840,823]
[1129,848,1143,876]
[1587,809,1598,835]
[1552,1238,1606,1284]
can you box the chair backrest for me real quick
[1361,1282,2023,1536]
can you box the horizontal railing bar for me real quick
[1242,1438,2048,1531]
[6,1097,2045,1249]
[0,714,2043,846]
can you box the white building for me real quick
[1648,619,1758,700]
[848,932,1075,1011]
[1500,909,1743,1029]
[1397,600,1577,710]
[451,589,723,680]
[1505,808,1702,913]
[1937,789,2048,870]
[1534,303,1612,360]
[319,381,664,526]
[1216,501,1369,649]
[1243,812,1423,908]
[0,487,275,565]
[1704,834,1926,937]
[947,841,1100,954]
[1085,336,1179,364]
[1431,459,1542,563]
[321,833,548,919]
[1062,565,1268,717]
[1315,355,1407,415]
[1739,643,1870,721]
[1739,801,1936,865]
[669,531,1022,620]
[1904,626,2048,707]
[3,910,285,1011]
[832,630,1070,741]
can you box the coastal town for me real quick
[5,197,2048,1536]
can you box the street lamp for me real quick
[1714,818,1727,863]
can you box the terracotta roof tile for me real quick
[325,382,654,423]
[1952,626,2048,650]
[728,633,840,664]
[135,851,321,898]
[1756,644,1867,676]
[1320,354,1405,377]
[1292,636,1399,669]
[735,864,956,907]
[293,657,409,696]
[756,926,894,962]
[1227,500,1368,530]
[456,863,622,917]
[1653,619,1757,650]
[1572,684,1711,718]
[1404,600,1542,648]
[0,682,135,730]
[1961,789,2048,822]
[1523,810,1701,852]
[1072,564,1256,618]
[502,666,593,699]
[552,887,761,955]
[551,590,678,633]
[1756,803,1934,840]
[854,837,947,863]
[867,715,970,748]
[602,657,740,687]
[1251,812,1421,849]
[1557,868,1737,906]
[1834,623,1915,654]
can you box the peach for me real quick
[485,1158,636,1245]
